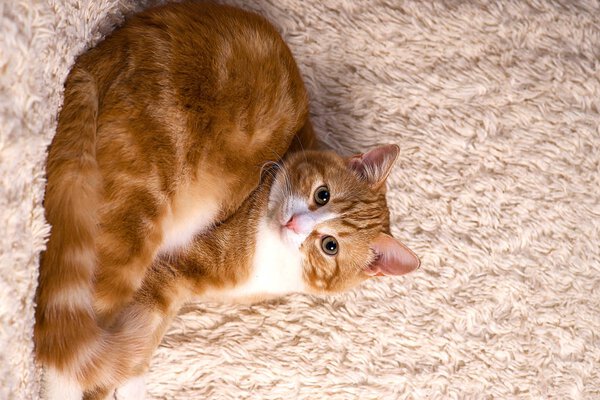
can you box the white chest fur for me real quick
[203,220,306,303]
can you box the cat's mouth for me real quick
[277,216,310,249]
[283,215,301,234]
[279,219,299,239]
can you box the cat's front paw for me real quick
[115,375,146,400]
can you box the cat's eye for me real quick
[321,236,338,255]
[314,185,330,206]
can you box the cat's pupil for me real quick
[314,185,330,205]
[321,236,338,255]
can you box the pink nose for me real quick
[285,215,300,233]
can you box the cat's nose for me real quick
[285,215,300,233]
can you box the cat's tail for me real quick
[34,63,104,381]
[42,301,165,397]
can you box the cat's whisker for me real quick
[293,131,310,164]
[260,142,287,164]
[279,164,293,199]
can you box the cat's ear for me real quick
[347,144,400,189]
[365,233,420,276]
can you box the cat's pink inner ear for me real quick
[365,233,420,276]
[347,144,400,189]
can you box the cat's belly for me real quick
[159,180,221,253]
[158,162,263,253]
[159,202,219,252]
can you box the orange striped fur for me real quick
[35,2,419,398]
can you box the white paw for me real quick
[115,375,146,400]
[43,367,83,400]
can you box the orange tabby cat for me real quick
[52,146,419,400]
[35,2,419,399]
[36,0,310,374]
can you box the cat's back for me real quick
[90,2,308,141]
[84,2,309,205]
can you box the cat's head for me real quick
[266,144,420,294]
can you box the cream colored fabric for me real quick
[1,0,599,398]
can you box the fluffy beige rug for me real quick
[1,0,599,398]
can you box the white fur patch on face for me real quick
[280,195,337,249]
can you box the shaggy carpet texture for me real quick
[1,0,599,398]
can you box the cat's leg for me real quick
[88,376,146,400]
[93,274,181,399]
[43,367,84,400]
[114,375,146,400]
[92,191,166,324]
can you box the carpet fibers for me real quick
[1,0,599,399]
